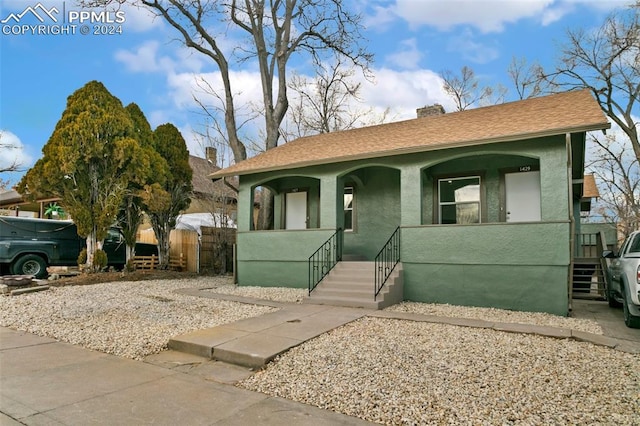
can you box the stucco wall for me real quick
[343,167,401,259]
[236,228,335,288]
[234,135,574,315]
[400,222,571,315]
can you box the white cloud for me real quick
[372,0,631,34]
[359,67,454,119]
[147,110,172,130]
[541,3,575,26]
[166,69,264,113]
[364,4,398,31]
[0,130,33,173]
[115,40,164,73]
[447,29,500,64]
[115,40,204,74]
[393,0,554,33]
[385,38,423,69]
[149,64,455,149]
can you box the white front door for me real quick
[505,171,541,222]
[285,191,307,229]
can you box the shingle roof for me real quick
[189,156,237,199]
[211,89,610,178]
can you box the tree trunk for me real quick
[85,234,95,272]
[85,227,101,273]
[155,223,171,269]
[257,188,274,230]
[126,245,135,264]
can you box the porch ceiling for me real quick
[211,89,610,178]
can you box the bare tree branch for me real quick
[440,66,505,111]
[587,133,640,236]
[540,4,639,163]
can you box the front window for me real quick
[344,186,354,231]
[438,176,481,224]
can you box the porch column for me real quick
[401,166,422,226]
[237,181,253,232]
[319,175,338,229]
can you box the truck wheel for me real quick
[12,255,48,279]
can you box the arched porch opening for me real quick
[250,176,321,231]
[337,165,401,260]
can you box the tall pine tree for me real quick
[18,81,147,270]
[118,103,169,264]
[141,123,192,269]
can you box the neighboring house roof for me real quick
[0,189,22,206]
[582,174,599,199]
[189,155,237,200]
[211,89,610,178]
[0,189,61,214]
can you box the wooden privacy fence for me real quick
[200,226,236,274]
[137,228,199,273]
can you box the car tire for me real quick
[605,281,622,308]
[12,254,48,279]
[622,288,640,329]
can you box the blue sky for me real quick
[0,0,629,186]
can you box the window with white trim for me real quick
[438,176,481,224]
[344,186,354,231]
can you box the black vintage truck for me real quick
[0,216,157,278]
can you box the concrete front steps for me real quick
[304,261,403,310]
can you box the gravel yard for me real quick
[203,283,306,303]
[0,276,276,360]
[240,317,640,425]
[1,275,638,425]
[387,301,604,334]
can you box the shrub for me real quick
[94,249,108,270]
[77,248,87,267]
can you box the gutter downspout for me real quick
[567,133,575,314]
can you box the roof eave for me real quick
[210,121,610,178]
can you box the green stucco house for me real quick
[211,90,610,315]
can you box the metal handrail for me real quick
[596,231,612,296]
[308,228,343,295]
[374,226,400,300]
[574,231,611,298]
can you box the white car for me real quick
[604,230,640,328]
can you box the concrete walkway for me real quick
[2,291,639,425]
[169,288,640,370]
[0,327,375,425]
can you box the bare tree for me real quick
[282,59,390,141]
[0,130,23,174]
[507,57,550,100]
[587,133,640,237]
[541,3,639,164]
[82,0,372,229]
[440,66,507,111]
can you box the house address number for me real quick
[519,166,532,172]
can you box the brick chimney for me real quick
[416,104,445,118]
[205,147,217,167]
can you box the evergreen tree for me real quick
[118,103,169,264]
[141,123,192,269]
[18,81,146,271]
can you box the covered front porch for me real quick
[233,138,576,315]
